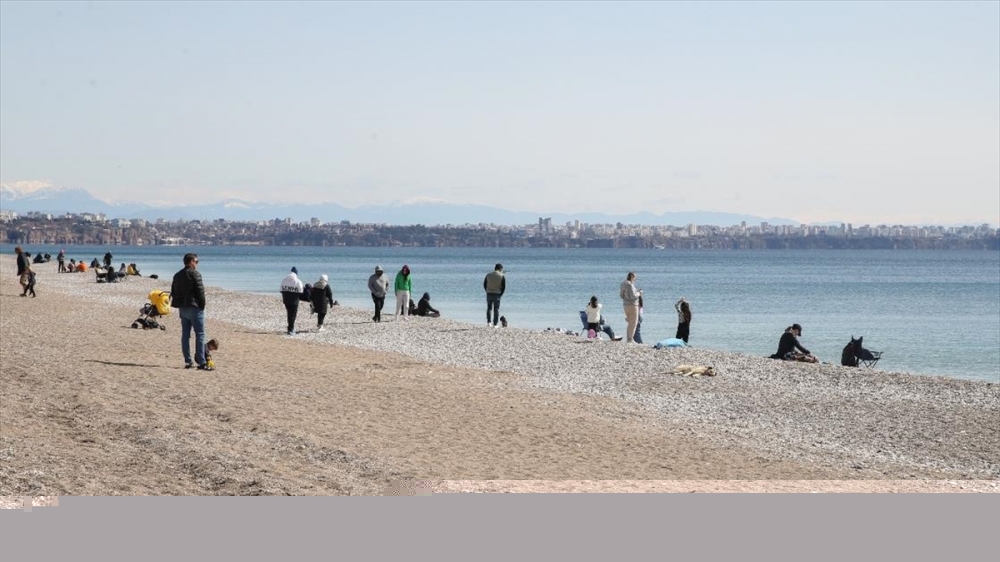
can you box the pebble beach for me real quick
[2,254,998,495]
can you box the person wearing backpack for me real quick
[280,267,304,335]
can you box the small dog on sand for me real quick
[669,364,716,377]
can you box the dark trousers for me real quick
[676,322,690,343]
[26,281,36,297]
[486,293,501,325]
[372,294,385,322]
[282,292,299,332]
[317,312,326,327]
[634,321,643,344]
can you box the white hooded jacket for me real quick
[280,272,304,294]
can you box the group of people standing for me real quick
[275,263,433,335]
[583,272,694,345]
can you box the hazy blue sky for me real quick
[1,1,998,224]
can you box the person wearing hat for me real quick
[280,267,304,335]
[311,274,334,331]
[770,323,818,363]
[367,265,390,323]
[394,265,412,321]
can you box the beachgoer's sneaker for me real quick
[185,363,194,369]
[612,337,623,342]
[317,326,324,332]
[287,330,296,336]
[197,364,214,372]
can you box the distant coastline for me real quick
[4,214,999,250]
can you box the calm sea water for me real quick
[12,245,1000,382]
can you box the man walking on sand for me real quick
[170,253,211,370]
[368,265,390,323]
[280,267,304,335]
[620,271,642,343]
[483,263,506,327]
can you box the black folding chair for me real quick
[858,351,883,369]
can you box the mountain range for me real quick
[0,184,800,227]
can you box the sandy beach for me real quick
[1,255,997,496]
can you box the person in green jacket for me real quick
[394,265,412,321]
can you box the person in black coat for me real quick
[170,253,210,370]
[311,274,334,331]
[412,292,440,318]
[770,324,818,363]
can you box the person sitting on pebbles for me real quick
[770,323,819,363]
[411,292,441,318]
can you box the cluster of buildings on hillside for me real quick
[2,210,998,248]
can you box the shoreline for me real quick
[7,244,999,383]
[2,255,998,494]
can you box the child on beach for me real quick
[205,339,219,370]
[634,295,644,344]
[25,265,37,297]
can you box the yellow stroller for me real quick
[132,289,171,330]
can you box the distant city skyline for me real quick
[1,2,998,226]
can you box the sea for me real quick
[9,244,1000,382]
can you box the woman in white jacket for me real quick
[585,296,603,338]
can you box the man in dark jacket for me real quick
[171,253,211,370]
[483,263,506,327]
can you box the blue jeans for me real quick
[179,306,206,366]
[486,293,502,325]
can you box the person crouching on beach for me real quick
[280,267,304,335]
[413,292,440,317]
[311,274,334,331]
[770,323,818,363]
[394,265,412,321]
[368,265,390,323]
[619,272,642,343]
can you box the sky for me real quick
[1,1,998,225]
